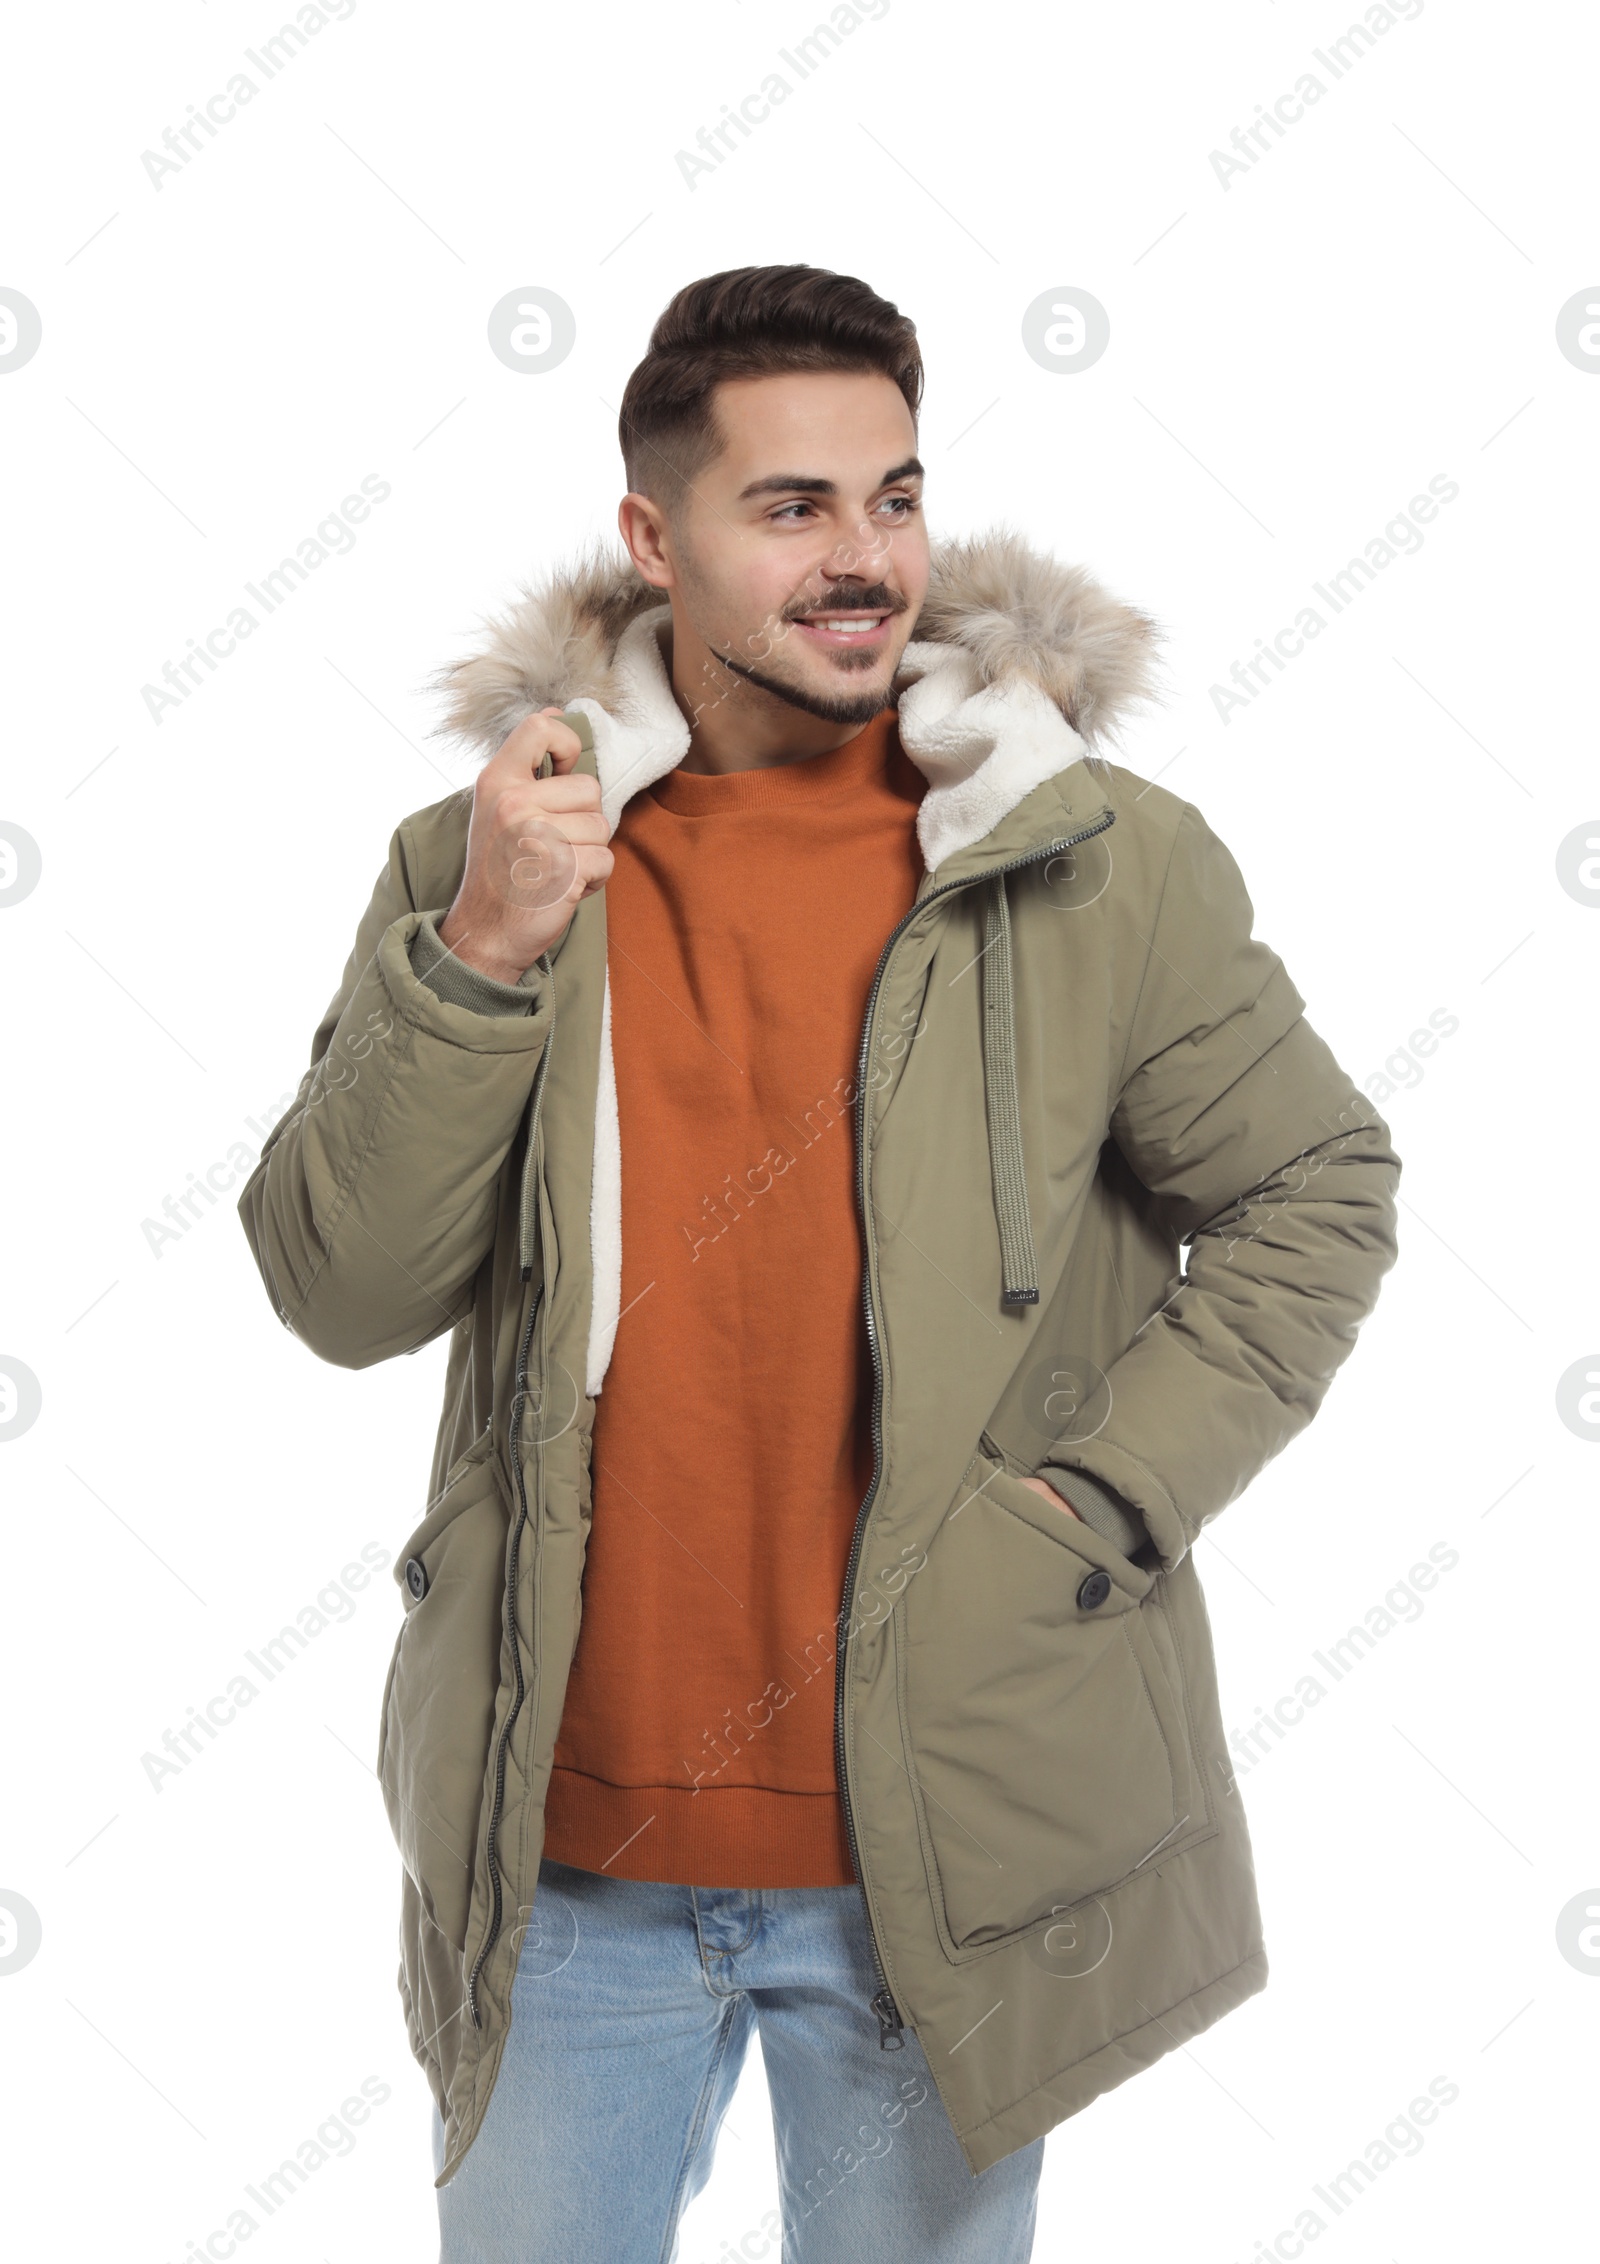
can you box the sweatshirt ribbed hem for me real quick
[541,1766,858,1888]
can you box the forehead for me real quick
[708,369,918,484]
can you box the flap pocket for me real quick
[897,1444,1190,1954]
[391,1426,498,1611]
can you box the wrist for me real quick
[436,908,530,987]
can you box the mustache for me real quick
[783,584,905,622]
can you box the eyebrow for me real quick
[735,455,925,502]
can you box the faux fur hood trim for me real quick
[428,525,1161,771]
[910,529,1161,752]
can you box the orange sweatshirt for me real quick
[541,706,926,1886]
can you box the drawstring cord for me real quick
[981,873,1040,1305]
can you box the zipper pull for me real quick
[871,1985,906,2050]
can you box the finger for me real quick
[542,715,588,776]
[514,808,611,847]
[534,704,590,777]
[497,709,585,777]
[524,771,605,814]
[567,843,614,897]
[510,837,613,898]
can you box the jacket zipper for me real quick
[835,806,1117,2050]
[467,1037,555,2032]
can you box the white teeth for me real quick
[812,616,883,634]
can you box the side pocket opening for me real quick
[378,1430,507,1952]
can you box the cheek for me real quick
[684,551,802,654]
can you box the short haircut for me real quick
[617,265,923,519]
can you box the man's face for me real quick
[630,369,930,727]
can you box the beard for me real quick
[714,648,892,726]
[708,579,907,725]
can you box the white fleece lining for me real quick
[586,965,621,1396]
[571,611,1092,1399]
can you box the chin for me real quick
[788,673,895,726]
[725,652,897,726]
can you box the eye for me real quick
[768,501,816,523]
[879,492,920,519]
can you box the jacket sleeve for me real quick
[1036,802,1401,1574]
[237,817,554,1370]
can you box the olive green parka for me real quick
[238,531,1400,2181]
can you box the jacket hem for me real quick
[951,1945,1269,2175]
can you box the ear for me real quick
[617,493,675,592]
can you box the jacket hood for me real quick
[428,529,1163,874]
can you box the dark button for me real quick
[1077,1569,1112,1611]
[404,1556,428,1602]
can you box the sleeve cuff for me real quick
[1035,1462,1152,1562]
[408,911,544,1016]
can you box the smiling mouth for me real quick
[789,610,895,649]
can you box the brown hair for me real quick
[617,265,923,518]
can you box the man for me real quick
[239,265,1400,2262]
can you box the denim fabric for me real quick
[433,1855,1043,2263]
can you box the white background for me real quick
[1,1,1595,2258]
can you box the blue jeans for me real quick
[433,1855,1043,2263]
